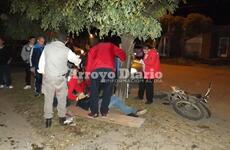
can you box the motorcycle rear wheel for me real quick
[172,100,205,120]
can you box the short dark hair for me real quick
[143,44,153,49]
[56,32,67,42]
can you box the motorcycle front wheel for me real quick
[172,100,205,120]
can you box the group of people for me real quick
[0,33,161,128]
[21,36,45,97]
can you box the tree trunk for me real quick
[115,34,135,100]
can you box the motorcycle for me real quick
[168,82,212,120]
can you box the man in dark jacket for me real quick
[30,36,45,96]
[85,41,126,117]
[0,36,13,89]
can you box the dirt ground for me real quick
[0,64,230,150]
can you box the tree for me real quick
[11,0,181,99]
[0,0,45,39]
[184,13,213,38]
[1,14,46,40]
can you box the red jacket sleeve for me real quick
[85,47,95,73]
[154,53,160,73]
[113,45,126,61]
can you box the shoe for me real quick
[127,113,138,117]
[45,118,52,128]
[136,109,147,116]
[145,101,153,105]
[64,117,74,125]
[88,112,99,118]
[24,85,31,89]
[0,85,4,88]
[59,117,67,126]
[101,112,108,118]
[8,85,13,89]
[35,92,41,97]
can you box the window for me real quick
[218,37,229,58]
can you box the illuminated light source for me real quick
[89,33,94,38]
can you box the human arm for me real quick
[21,45,27,62]
[30,48,35,67]
[37,51,45,74]
[113,45,126,62]
[85,47,95,73]
[67,50,81,67]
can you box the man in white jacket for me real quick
[38,33,81,128]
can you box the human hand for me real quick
[77,92,86,100]
[140,59,144,64]
[30,67,35,74]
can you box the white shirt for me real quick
[37,41,81,75]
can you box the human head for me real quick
[28,36,36,45]
[70,67,78,77]
[56,32,68,43]
[143,44,152,54]
[143,40,156,54]
[37,36,45,46]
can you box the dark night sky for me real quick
[175,0,230,25]
[1,0,230,25]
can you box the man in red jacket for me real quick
[85,41,126,117]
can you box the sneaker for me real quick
[35,92,41,97]
[88,112,99,118]
[24,85,31,89]
[59,117,67,126]
[64,117,74,125]
[8,85,14,89]
[127,113,138,117]
[0,85,4,88]
[136,109,147,116]
[101,112,108,118]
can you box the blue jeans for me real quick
[35,70,42,93]
[109,96,137,115]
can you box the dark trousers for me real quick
[0,64,12,86]
[89,68,114,114]
[35,70,42,93]
[138,79,154,102]
[24,63,31,85]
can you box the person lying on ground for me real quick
[76,95,147,117]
